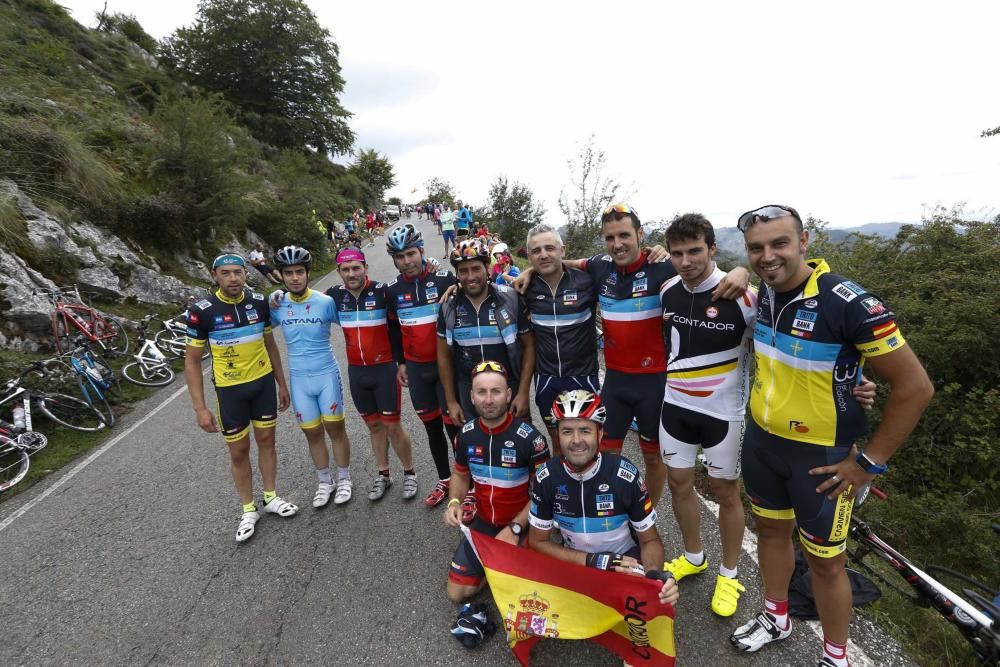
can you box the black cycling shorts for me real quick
[449,516,525,587]
[601,369,664,452]
[348,362,401,423]
[404,360,448,423]
[741,420,855,558]
[534,373,600,429]
[215,373,277,443]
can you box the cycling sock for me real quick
[317,467,333,485]
[263,490,277,504]
[379,469,390,477]
[242,501,257,513]
[685,550,706,567]
[337,466,351,481]
[423,417,453,480]
[403,468,415,476]
[719,563,738,579]
[764,597,790,630]
[822,637,848,667]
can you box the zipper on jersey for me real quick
[762,287,806,431]
[547,272,567,375]
[355,294,367,365]
[488,429,495,523]
[580,479,587,538]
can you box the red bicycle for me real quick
[35,286,129,355]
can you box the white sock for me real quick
[337,466,351,481]
[685,550,705,566]
[317,467,332,484]
[719,563,738,579]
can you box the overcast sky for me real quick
[62,1,1000,227]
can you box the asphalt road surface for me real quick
[0,214,916,666]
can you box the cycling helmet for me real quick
[450,238,490,267]
[273,245,312,269]
[551,390,606,425]
[386,223,424,255]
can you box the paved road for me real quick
[0,214,915,666]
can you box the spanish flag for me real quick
[462,525,675,666]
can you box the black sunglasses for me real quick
[737,205,802,233]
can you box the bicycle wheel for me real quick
[0,439,30,493]
[94,318,129,355]
[154,329,185,359]
[122,361,175,387]
[35,392,107,432]
[89,355,122,403]
[78,378,115,427]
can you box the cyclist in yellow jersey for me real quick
[184,253,298,543]
[728,206,933,667]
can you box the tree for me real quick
[95,9,158,53]
[348,148,395,208]
[484,176,546,248]
[424,177,456,207]
[558,135,631,257]
[160,0,354,153]
[386,196,402,206]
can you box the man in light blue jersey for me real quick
[270,245,354,507]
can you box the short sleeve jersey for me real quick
[436,287,532,382]
[186,288,272,387]
[751,258,907,446]
[325,280,394,367]
[529,453,657,555]
[454,413,550,527]
[269,288,337,377]
[583,251,677,373]
[386,267,458,363]
[523,266,599,377]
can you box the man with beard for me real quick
[442,362,549,602]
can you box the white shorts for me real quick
[659,401,744,480]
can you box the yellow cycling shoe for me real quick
[663,554,708,582]
[711,574,746,617]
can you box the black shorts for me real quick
[742,420,855,558]
[405,360,448,422]
[254,263,275,276]
[215,374,277,443]
[601,369,664,452]
[348,362,401,423]
[449,517,525,586]
[534,373,601,429]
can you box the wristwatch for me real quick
[856,451,889,475]
[509,521,524,536]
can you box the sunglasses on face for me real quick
[736,205,802,232]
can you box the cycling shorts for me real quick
[215,373,277,443]
[290,367,346,430]
[404,360,448,422]
[449,516,526,587]
[534,373,600,429]
[442,229,456,244]
[253,263,275,276]
[348,362,401,424]
[659,402,745,480]
[600,369,664,453]
[742,420,855,558]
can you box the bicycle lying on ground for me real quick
[0,416,48,493]
[0,361,107,433]
[50,338,119,428]
[119,315,175,387]
[849,486,1000,664]
[35,286,129,355]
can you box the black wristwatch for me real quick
[509,521,524,536]
[856,451,889,475]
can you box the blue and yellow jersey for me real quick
[750,259,906,446]
[186,289,273,387]
[269,288,338,377]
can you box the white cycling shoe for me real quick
[313,483,334,508]
[334,478,353,505]
[236,510,260,543]
[263,496,299,517]
[729,612,792,652]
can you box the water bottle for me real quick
[12,405,26,432]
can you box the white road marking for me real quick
[697,493,876,666]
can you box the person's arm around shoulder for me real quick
[712,266,751,301]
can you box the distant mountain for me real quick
[714,223,908,256]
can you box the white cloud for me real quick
[59,0,1000,226]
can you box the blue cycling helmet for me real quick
[386,223,423,255]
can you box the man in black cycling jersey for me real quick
[443,361,549,603]
[184,253,297,543]
[527,390,678,606]
[728,205,933,667]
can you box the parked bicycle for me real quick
[35,286,129,355]
[0,361,107,433]
[55,338,118,427]
[849,486,1000,664]
[152,301,210,362]
[120,315,175,387]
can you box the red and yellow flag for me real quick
[463,526,675,666]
